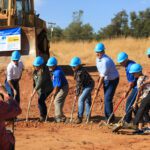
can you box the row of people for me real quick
[1,44,149,149]
[4,44,150,129]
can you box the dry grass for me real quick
[50,37,150,65]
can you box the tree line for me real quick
[47,8,150,42]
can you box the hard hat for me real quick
[11,51,21,61]
[94,43,105,52]
[146,48,150,55]
[46,57,57,67]
[117,52,128,63]
[70,57,81,67]
[129,64,142,74]
[33,56,44,67]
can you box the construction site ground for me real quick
[0,65,150,150]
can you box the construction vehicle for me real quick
[0,0,49,66]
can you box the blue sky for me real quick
[35,0,150,32]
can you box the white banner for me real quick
[0,28,21,51]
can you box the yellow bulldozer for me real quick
[0,0,49,66]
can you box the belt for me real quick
[12,79,19,82]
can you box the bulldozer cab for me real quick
[0,0,50,66]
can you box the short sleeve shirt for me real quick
[7,61,24,81]
[125,60,136,83]
[52,66,68,88]
[137,75,150,99]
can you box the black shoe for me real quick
[133,130,144,135]
[74,117,82,124]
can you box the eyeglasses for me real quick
[72,66,76,69]
[13,60,19,62]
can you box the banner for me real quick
[0,27,21,51]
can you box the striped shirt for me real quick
[6,61,24,81]
[137,75,150,99]
[74,67,94,96]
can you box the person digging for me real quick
[70,57,94,124]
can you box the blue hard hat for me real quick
[33,56,44,66]
[94,43,105,52]
[146,48,150,55]
[129,64,142,74]
[11,51,21,61]
[46,57,57,67]
[70,57,81,67]
[117,52,128,63]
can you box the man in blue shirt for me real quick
[117,52,137,123]
[95,43,119,122]
[47,57,69,123]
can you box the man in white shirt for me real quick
[94,43,119,122]
[5,51,24,104]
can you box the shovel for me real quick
[107,97,125,124]
[70,96,77,123]
[45,97,54,122]
[112,90,138,132]
[26,97,33,122]
[86,89,99,124]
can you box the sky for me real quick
[35,0,150,32]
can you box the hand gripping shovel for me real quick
[45,97,54,122]
[70,96,77,123]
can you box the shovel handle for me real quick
[107,97,124,124]
[113,97,124,113]
[86,90,98,124]
[45,98,53,122]
[26,97,32,122]
[70,97,77,123]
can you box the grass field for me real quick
[50,37,150,65]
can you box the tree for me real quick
[63,10,94,41]
[97,10,130,39]
[72,10,83,23]
[47,26,64,41]
[130,8,150,38]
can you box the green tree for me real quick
[47,26,64,41]
[97,10,130,39]
[130,8,150,37]
[63,10,94,41]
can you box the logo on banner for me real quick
[0,28,21,52]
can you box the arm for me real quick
[18,61,24,81]
[7,66,16,96]
[75,70,85,97]
[133,87,142,108]
[31,71,43,98]
[123,82,135,98]
[52,86,59,99]
[95,76,104,96]
[51,71,62,99]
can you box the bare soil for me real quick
[1,66,149,150]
